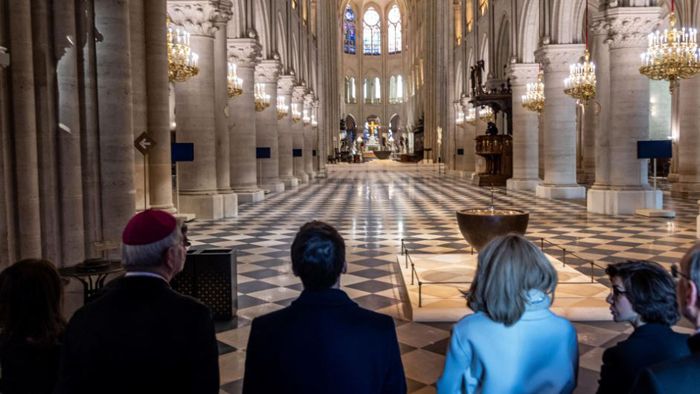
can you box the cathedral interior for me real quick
[1,0,700,392]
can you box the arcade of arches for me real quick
[1,0,700,392]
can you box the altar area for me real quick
[396,253,610,322]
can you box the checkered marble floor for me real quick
[185,164,699,394]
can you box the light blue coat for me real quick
[436,290,578,394]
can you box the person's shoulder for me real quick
[165,288,213,316]
[453,311,494,332]
[352,305,396,328]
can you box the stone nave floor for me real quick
[187,163,698,394]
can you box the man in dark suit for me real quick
[633,244,700,393]
[242,221,406,394]
[55,210,219,394]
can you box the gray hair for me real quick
[682,243,700,305]
[467,234,557,326]
[121,227,180,268]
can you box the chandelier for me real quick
[564,2,596,102]
[254,83,271,112]
[277,96,289,119]
[522,69,545,113]
[227,63,243,97]
[311,114,318,127]
[455,104,465,126]
[479,106,494,122]
[466,108,477,125]
[302,109,311,125]
[640,0,700,91]
[167,19,199,83]
[291,103,302,123]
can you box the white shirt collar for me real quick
[125,271,168,283]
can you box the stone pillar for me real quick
[312,100,321,173]
[169,1,224,219]
[292,85,309,183]
[277,75,298,189]
[534,44,586,199]
[228,38,265,202]
[507,63,541,191]
[130,0,148,210]
[95,0,136,246]
[671,77,700,198]
[213,10,237,217]
[255,59,284,193]
[461,98,476,174]
[144,0,176,213]
[303,93,315,178]
[588,7,661,215]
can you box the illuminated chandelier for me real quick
[522,69,545,113]
[479,106,494,122]
[640,0,700,91]
[167,18,199,83]
[254,83,271,112]
[277,96,289,119]
[455,104,465,126]
[302,108,311,125]
[465,108,477,125]
[291,103,302,123]
[227,63,243,97]
[311,114,318,127]
[564,1,596,102]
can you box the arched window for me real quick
[343,6,356,54]
[291,0,297,10]
[389,75,404,104]
[388,5,402,54]
[363,7,381,55]
[466,0,474,31]
[479,0,488,16]
[345,76,357,103]
[363,77,381,104]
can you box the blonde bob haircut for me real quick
[467,234,557,326]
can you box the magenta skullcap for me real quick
[122,209,177,246]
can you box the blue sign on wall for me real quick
[293,149,303,157]
[256,147,271,159]
[171,143,194,162]
[637,140,672,159]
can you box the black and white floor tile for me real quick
[184,164,698,394]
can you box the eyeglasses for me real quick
[671,264,690,281]
[611,286,627,297]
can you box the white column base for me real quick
[536,184,586,200]
[281,176,299,189]
[296,174,309,184]
[235,190,265,204]
[221,192,238,218]
[587,189,662,215]
[316,170,327,178]
[260,181,285,193]
[507,178,540,192]
[178,194,225,220]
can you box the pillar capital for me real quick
[254,59,280,84]
[227,38,261,68]
[606,7,661,49]
[277,75,296,95]
[303,93,314,107]
[167,1,227,37]
[507,63,540,86]
[292,85,307,103]
[0,47,9,68]
[535,44,585,73]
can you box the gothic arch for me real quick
[551,0,584,44]
[227,0,246,38]
[276,11,289,70]
[254,0,272,57]
[517,0,539,63]
[495,15,510,79]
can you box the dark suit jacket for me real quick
[633,333,700,394]
[597,323,689,394]
[0,339,61,394]
[54,276,219,394]
[242,288,406,394]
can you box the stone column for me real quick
[303,93,315,178]
[277,75,298,188]
[461,97,476,174]
[534,44,586,199]
[169,1,224,219]
[145,0,176,212]
[588,7,661,215]
[130,0,148,210]
[312,100,320,173]
[672,77,700,198]
[228,38,265,202]
[507,63,541,191]
[95,0,136,246]
[255,59,285,193]
[292,85,309,183]
[213,9,237,217]
[586,15,611,193]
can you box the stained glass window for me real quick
[479,0,488,16]
[343,6,356,54]
[388,5,402,54]
[363,7,381,55]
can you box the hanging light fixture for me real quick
[465,107,477,125]
[254,83,271,112]
[291,102,302,123]
[227,63,243,97]
[564,1,596,102]
[522,68,545,113]
[640,0,700,91]
[302,108,311,125]
[277,96,289,119]
[167,18,199,83]
[479,106,494,122]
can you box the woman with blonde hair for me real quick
[437,234,578,394]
